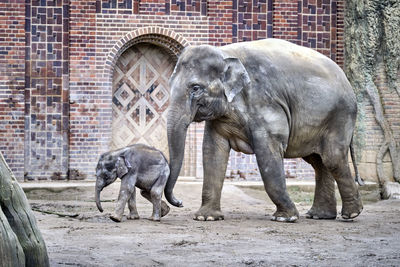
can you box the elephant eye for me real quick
[189,84,205,99]
[192,85,201,92]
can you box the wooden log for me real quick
[0,205,25,267]
[0,152,49,267]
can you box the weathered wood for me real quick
[0,152,49,267]
[0,205,25,267]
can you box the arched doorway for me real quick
[111,43,174,158]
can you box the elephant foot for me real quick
[194,208,224,221]
[127,213,140,220]
[271,209,299,223]
[306,206,337,220]
[110,214,122,223]
[161,201,170,217]
[148,215,161,221]
[341,196,363,220]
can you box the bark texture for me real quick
[0,205,25,267]
[0,152,49,267]
[344,0,400,189]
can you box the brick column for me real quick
[232,0,272,43]
[69,0,98,179]
[24,0,69,180]
[334,0,344,67]
[272,0,300,44]
[208,0,233,46]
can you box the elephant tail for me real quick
[350,138,365,186]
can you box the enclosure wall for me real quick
[0,0,366,182]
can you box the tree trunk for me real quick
[0,152,49,267]
[0,206,25,267]
[344,0,400,197]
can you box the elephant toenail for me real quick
[196,216,205,221]
[288,216,298,222]
[350,213,358,218]
[206,216,215,221]
[276,217,286,222]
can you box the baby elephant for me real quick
[95,144,170,222]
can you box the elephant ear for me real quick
[223,57,251,102]
[116,156,129,178]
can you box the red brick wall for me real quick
[227,0,345,180]
[0,0,346,180]
[69,0,98,179]
[0,0,25,179]
[272,0,299,45]
[271,0,344,62]
[335,0,344,66]
[208,0,233,45]
[232,0,272,43]
[23,0,70,180]
[68,5,209,178]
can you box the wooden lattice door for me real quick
[112,43,174,158]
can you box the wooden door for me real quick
[112,43,174,158]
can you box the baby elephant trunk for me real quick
[95,180,104,212]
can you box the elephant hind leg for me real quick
[320,145,363,220]
[149,186,164,221]
[140,189,170,218]
[303,154,337,220]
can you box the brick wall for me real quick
[24,0,70,180]
[68,0,98,179]
[0,0,25,179]
[208,0,233,45]
[69,2,209,179]
[356,62,400,181]
[272,0,299,45]
[0,0,350,181]
[225,0,345,180]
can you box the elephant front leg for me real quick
[110,175,136,222]
[127,187,140,220]
[194,123,230,221]
[253,132,299,222]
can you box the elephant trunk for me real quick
[95,179,105,212]
[164,106,191,207]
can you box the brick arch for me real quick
[104,27,196,177]
[104,27,190,81]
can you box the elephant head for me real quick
[165,45,251,207]
[95,152,130,212]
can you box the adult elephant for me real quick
[164,39,363,222]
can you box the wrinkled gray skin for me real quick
[165,39,363,222]
[95,144,170,222]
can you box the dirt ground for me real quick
[25,180,400,267]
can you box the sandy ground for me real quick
[25,180,400,267]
